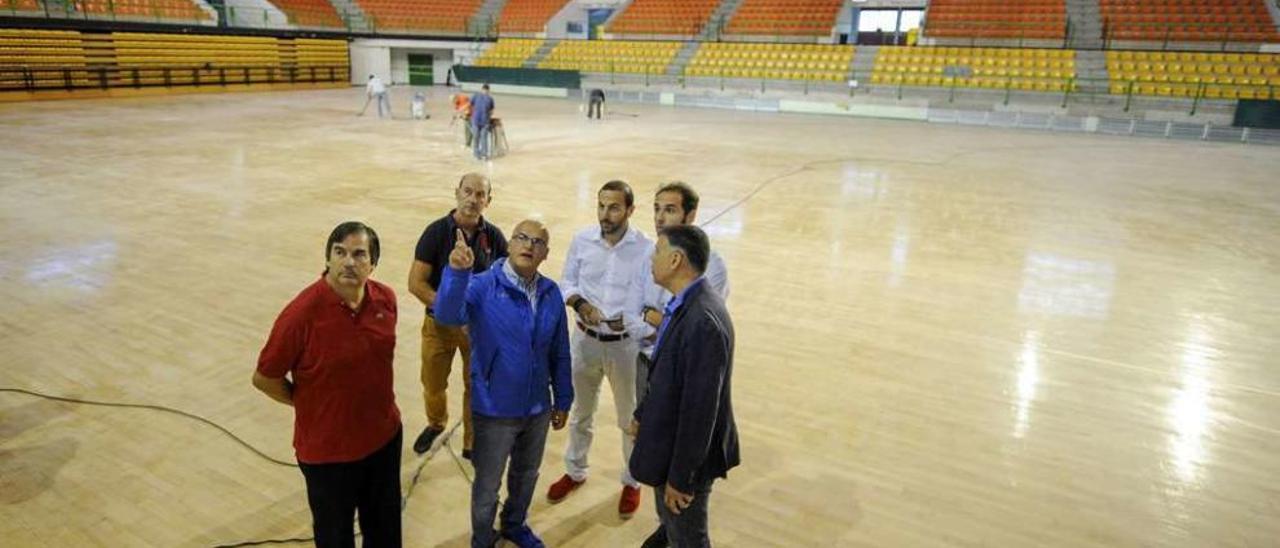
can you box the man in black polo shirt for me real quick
[408,172,508,458]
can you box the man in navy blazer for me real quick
[629,224,738,547]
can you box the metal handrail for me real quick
[0,63,349,92]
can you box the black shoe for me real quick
[640,526,667,548]
[412,426,444,454]
[462,448,473,461]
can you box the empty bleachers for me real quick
[112,32,280,67]
[474,38,542,68]
[79,0,211,22]
[0,29,90,89]
[497,0,569,34]
[295,37,349,67]
[538,40,681,74]
[1,29,348,93]
[0,29,87,68]
[2,0,43,14]
[685,42,852,81]
[356,0,483,33]
[724,0,843,37]
[607,0,719,36]
[924,0,1067,39]
[1107,50,1280,98]
[1100,0,1279,42]
[269,0,347,29]
[872,46,1077,91]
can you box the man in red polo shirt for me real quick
[252,221,402,548]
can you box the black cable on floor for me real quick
[0,387,296,467]
[0,386,467,548]
[212,538,315,547]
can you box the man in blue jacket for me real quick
[630,224,738,548]
[435,220,573,548]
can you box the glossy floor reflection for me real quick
[1,87,1278,547]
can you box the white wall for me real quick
[388,49,457,85]
[854,0,927,7]
[351,39,488,86]
[548,3,590,39]
[223,0,288,29]
[350,44,391,85]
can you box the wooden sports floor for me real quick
[1,86,1278,547]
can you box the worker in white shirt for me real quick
[634,181,731,548]
[546,180,653,519]
[360,74,391,118]
[636,181,730,406]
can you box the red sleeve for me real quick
[257,301,307,379]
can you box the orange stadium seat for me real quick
[606,0,720,35]
[497,0,570,33]
[924,0,1067,40]
[725,0,843,37]
[1100,0,1279,42]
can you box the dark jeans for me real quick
[587,99,604,119]
[298,427,403,548]
[653,480,714,548]
[471,411,552,548]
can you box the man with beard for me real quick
[435,220,574,548]
[408,173,509,459]
[253,221,402,548]
[636,182,731,403]
[546,180,653,519]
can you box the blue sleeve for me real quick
[550,289,574,411]
[435,266,473,326]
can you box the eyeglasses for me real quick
[511,233,547,249]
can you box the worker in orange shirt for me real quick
[452,93,473,148]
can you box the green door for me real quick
[408,54,434,85]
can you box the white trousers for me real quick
[564,328,640,487]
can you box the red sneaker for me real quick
[546,474,585,503]
[618,485,642,518]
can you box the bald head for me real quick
[458,172,491,194]
[514,219,548,242]
[508,219,550,278]
[455,173,492,221]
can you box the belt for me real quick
[577,321,629,342]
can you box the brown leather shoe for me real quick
[546,474,585,503]
[618,485,642,518]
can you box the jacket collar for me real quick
[491,258,556,298]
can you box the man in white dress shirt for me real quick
[546,180,653,519]
[635,181,730,548]
[637,181,730,404]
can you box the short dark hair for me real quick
[656,181,699,215]
[599,180,634,208]
[660,224,709,275]
[482,83,490,90]
[325,221,381,266]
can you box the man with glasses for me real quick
[435,220,574,548]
